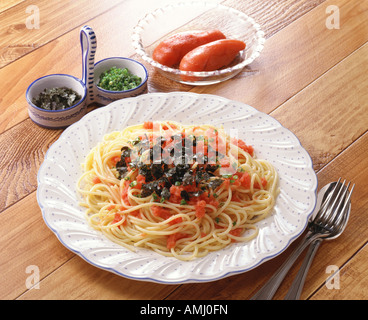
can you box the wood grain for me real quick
[0,119,61,211]
[0,0,25,13]
[17,256,177,300]
[270,41,368,171]
[165,130,368,300]
[188,0,368,113]
[310,243,368,300]
[0,192,74,300]
[0,0,334,209]
[1,0,367,300]
[0,0,124,68]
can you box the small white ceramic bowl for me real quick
[94,57,148,105]
[26,74,87,129]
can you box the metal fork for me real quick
[250,178,353,300]
[284,180,354,299]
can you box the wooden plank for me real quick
[1,0,366,300]
[310,243,368,300]
[0,0,25,13]
[164,23,368,299]
[301,132,368,300]
[17,251,177,300]
[0,0,124,68]
[222,0,326,38]
[10,36,368,302]
[186,0,368,113]
[0,119,62,211]
[165,130,368,300]
[270,42,368,171]
[0,0,328,208]
[0,0,199,133]
[0,192,74,300]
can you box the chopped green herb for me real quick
[180,199,187,205]
[32,87,81,110]
[215,217,220,224]
[98,66,142,91]
[129,181,137,187]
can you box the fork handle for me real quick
[250,232,321,300]
[284,239,322,300]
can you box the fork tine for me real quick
[313,178,342,225]
[319,181,354,234]
[332,183,354,235]
[324,181,350,227]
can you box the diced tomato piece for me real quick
[112,213,122,224]
[111,213,126,228]
[106,204,115,211]
[231,137,254,156]
[135,174,146,189]
[111,156,121,166]
[168,217,183,226]
[92,176,101,184]
[121,181,130,204]
[169,185,183,203]
[143,121,153,129]
[130,210,141,218]
[195,200,207,219]
[254,177,267,189]
[229,228,243,242]
[167,232,188,249]
[208,198,219,208]
[151,205,172,220]
[239,172,251,188]
[231,193,241,202]
[151,205,182,225]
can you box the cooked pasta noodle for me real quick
[77,121,278,260]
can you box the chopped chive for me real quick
[129,181,137,187]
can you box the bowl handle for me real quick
[80,25,97,105]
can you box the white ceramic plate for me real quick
[38,92,317,284]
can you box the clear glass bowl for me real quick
[132,1,265,85]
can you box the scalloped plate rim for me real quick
[37,92,318,284]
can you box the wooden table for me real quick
[1,0,367,301]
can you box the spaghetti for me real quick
[77,121,278,260]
